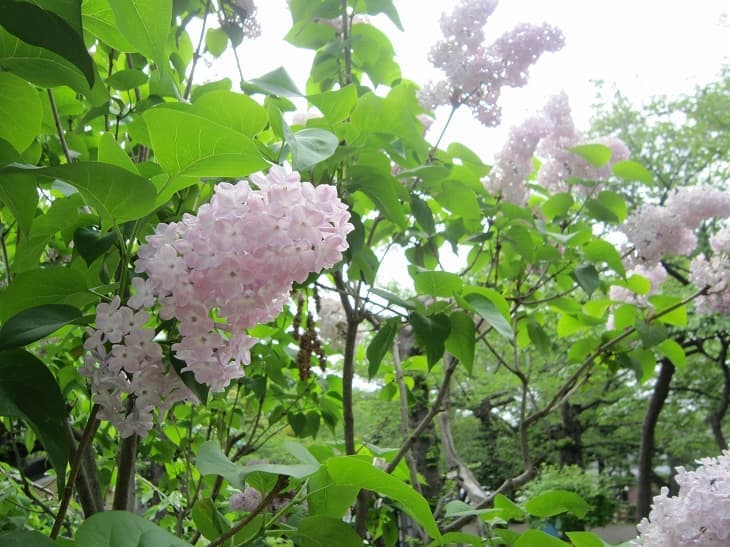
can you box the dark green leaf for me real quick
[192,498,231,545]
[0,267,91,322]
[572,264,600,297]
[411,195,435,234]
[367,317,399,379]
[0,0,95,86]
[73,226,118,265]
[635,321,668,349]
[0,173,37,236]
[526,320,551,353]
[428,532,484,547]
[75,511,192,547]
[0,304,81,349]
[444,311,475,374]
[294,516,363,547]
[349,169,407,228]
[410,312,450,368]
[370,288,415,311]
[0,71,42,153]
[0,349,69,491]
[244,66,302,97]
[0,529,58,546]
[463,293,513,340]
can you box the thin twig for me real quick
[184,0,211,100]
[47,89,72,164]
[50,405,100,540]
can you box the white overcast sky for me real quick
[206,0,730,153]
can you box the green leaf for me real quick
[307,467,359,518]
[287,127,339,171]
[0,26,100,97]
[514,530,569,547]
[0,173,37,236]
[570,144,612,167]
[325,456,441,539]
[73,226,118,265]
[0,72,42,153]
[565,531,607,547]
[0,0,95,86]
[0,349,69,492]
[97,132,138,173]
[0,304,81,349]
[524,489,589,518]
[308,85,357,123]
[657,338,686,370]
[196,441,320,490]
[410,312,451,368]
[82,0,135,51]
[463,293,513,340]
[294,515,363,547]
[648,295,687,326]
[572,264,600,297]
[526,320,551,353]
[0,529,58,546]
[205,27,227,57]
[362,0,403,30]
[106,68,148,90]
[414,271,463,298]
[493,494,526,521]
[244,66,302,97]
[612,159,653,185]
[349,169,407,228]
[596,190,627,223]
[75,510,193,547]
[191,90,267,137]
[635,320,668,349]
[192,498,231,545]
[370,288,415,311]
[428,532,483,547]
[107,0,172,67]
[445,311,475,374]
[0,267,91,322]
[542,192,574,221]
[583,239,625,276]
[411,195,435,234]
[367,317,399,379]
[2,162,156,227]
[144,108,268,178]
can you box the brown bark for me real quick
[707,340,729,450]
[636,359,675,520]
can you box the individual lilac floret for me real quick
[690,224,730,313]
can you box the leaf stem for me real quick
[185,0,211,100]
[47,89,72,164]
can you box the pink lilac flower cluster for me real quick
[419,0,564,128]
[631,450,730,546]
[229,486,263,512]
[609,263,668,306]
[81,296,196,438]
[133,165,353,392]
[689,225,730,313]
[485,93,630,204]
[621,186,730,264]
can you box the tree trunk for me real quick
[408,373,442,499]
[636,359,675,520]
[558,402,583,467]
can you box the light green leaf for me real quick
[205,27,227,57]
[570,144,612,167]
[75,511,192,547]
[542,192,574,221]
[192,498,231,545]
[428,532,483,546]
[191,90,267,137]
[515,530,569,547]
[349,169,407,228]
[294,516,363,547]
[98,132,139,173]
[0,72,42,153]
[411,195,435,234]
[493,493,526,521]
[612,159,653,185]
[144,108,268,178]
[287,127,339,171]
[657,338,686,370]
[82,0,136,51]
[0,349,69,492]
[108,0,172,66]
[648,295,687,326]
[565,531,607,547]
[414,271,463,298]
[584,239,625,276]
[106,68,148,90]
[326,456,441,539]
[524,489,589,518]
[307,467,359,518]
[308,84,357,123]
[0,304,81,350]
